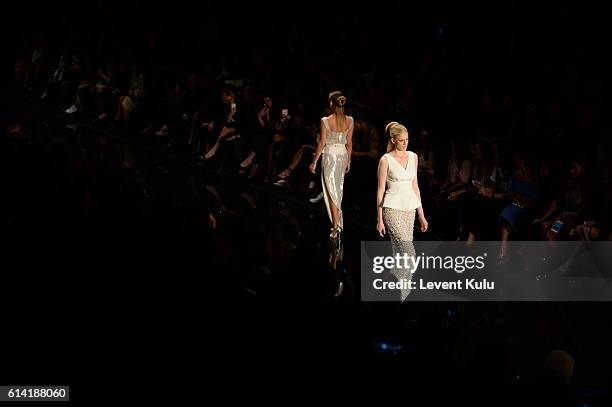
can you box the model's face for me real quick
[393,131,409,151]
[263,97,272,108]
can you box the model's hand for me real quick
[345,160,351,174]
[309,162,317,174]
[376,219,386,237]
[419,216,428,233]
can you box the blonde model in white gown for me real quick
[320,115,353,232]
[310,91,353,240]
[376,122,428,301]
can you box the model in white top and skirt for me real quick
[376,122,429,301]
[310,91,353,241]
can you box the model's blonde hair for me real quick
[328,91,347,131]
[385,121,409,152]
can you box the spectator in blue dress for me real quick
[496,150,540,260]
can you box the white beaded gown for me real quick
[320,116,353,230]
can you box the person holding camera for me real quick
[239,95,274,172]
[532,159,592,241]
[264,106,292,181]
[204,86,241,160]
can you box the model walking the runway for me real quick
[376,122,428,301]
[310,91,353,240]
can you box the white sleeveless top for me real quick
[321,116,353,155]
[382,151,422,212]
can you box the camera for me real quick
[550,220,564,234]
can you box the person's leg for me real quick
[541,221,553,240]
[333,153,349,232]
[454,192,474,240]
[265,134,286,175]
[278,145,308,178]
[498,221,511,263]
[75,85,83,110]
[266,142,276,175]
[227,133,245,171]
[240,151,256,168]
[205,126,233,159]
[241,130,272,168]
[113,97,124,121]
[97,90,113,120]
[465,196,496,241]
[255,131,272,164]
[500,226,510,241]
[77,84,91,112]
[122,104,130,122]
[330,201,340,230]
[500,224,510,252]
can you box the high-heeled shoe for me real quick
[273,178,291,187]
[277,168,292,179]
[240,152,255,168]
[248,164,264,179]
[334,281,344,298]
[309,192,324,203]
[204,144,219,160]
[155,124,169,137]
[329,226,342,239]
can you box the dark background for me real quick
[2,1,612,404]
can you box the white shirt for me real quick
[382,151,422,212]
